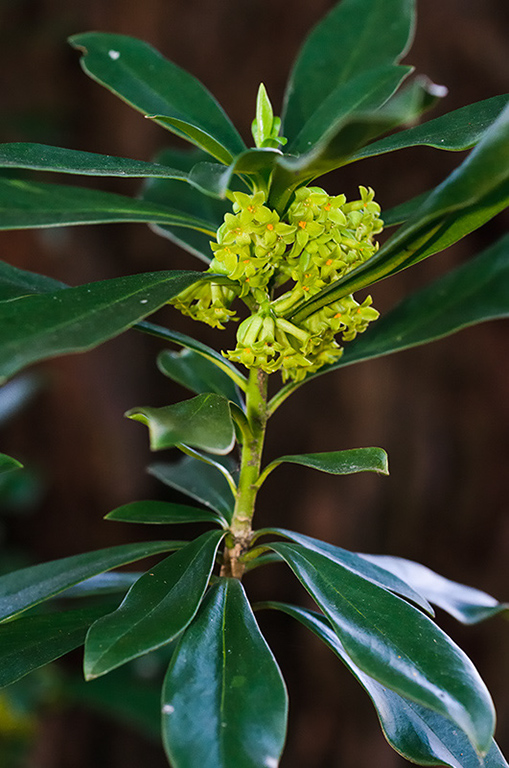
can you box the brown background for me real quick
[1,1,508,766]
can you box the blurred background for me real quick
[1,0,508,766]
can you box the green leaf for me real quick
[58,572,141,599]
[258,447,388,485]
[149,456,236,522]
[84,530,224,679]
[0,260,65,301]
[264,603,508,768]
[0,177,216,232]
[105,499,226,527]
[157,348,244,407]
[261,529,432,614]
[126,393,235,455]
[382,190,430,227]
[351,94,509,162]
[162,579,288,768]
[69,33,245,161]
[269,541,495,754]
[0,270,203,382]
[282,0,415,142]
[0,604,114,688]
[0,453,23,475]
[147,117,234,166]
[358,554,509,624]
[0,541,184,622]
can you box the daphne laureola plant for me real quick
[0,0,508,765]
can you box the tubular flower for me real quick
[170,185,383,381]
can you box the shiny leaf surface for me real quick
[84,530,224,679]
[162,579,288,768]
[260,447,388,484]
[270,541,495,754]
[157,348,244,407]
[148,117,234,165]
[106,499,226,527]
[0,260,65,301]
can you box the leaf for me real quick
[105,499,226,527]
[0,270,203,382]
[0,541,183,622]
[357,554,509,624]
[282,0,415,142]
[0,260,66,301]
[148,117,234,166]
[126,393,235,455]
[269,541,495,754]
[84,529,225,679]
[264,603,508,768]
[69,33,245,161]
[0,177,216,232]
[58,572,141,599]
[162,579,288,768]
[149,456,236,522]
[262,528,432,614]
[0,604,114,688]
[157,348,244,407]
[351,94,509,162]
[259,447,389,485]
[0,453,23,475]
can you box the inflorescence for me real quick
[170,186,383,382]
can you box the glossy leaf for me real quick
[289,103,509,323]
[0,453,22,475]
[358,553,509,624]
[126,393,235,455]
[58,572,141,599]
[105,499,226,527]
[157,348,244,407]
[70,33,245,160]
[162,578,288,768]
[282,0,415,142]
[270,541,495,754]
[265,603,508,768]
[0,177,216,232]
[262,529,432,614]
[259,447,388,485]
[149,456,236,522]
[148,117,233,166]
[84,530,224,679]
[351,94,509,162]
[0,270,203,382]
[0,260,65,301]
[0,604,114,688]
[0,541,183,622]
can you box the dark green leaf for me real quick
[69,33,245,160]
[0,604,114,688]
[265,603,507,768]
[126,393,235,455]
[382,190,431,227]
[84,530,224,679]
[0,270,203,382]
[358,554,509,624]
[148,117,234,166]
[0,541,183,622]
[282,0,415,142]
[157,348,244,407]
[262,529,432,614]
[270,541,495,754]
[0,177,216,232]
[0,453,22,475]
[105,499,226,527]
[149,456,236,522]
[259,447,388,484]
[162,579,288,768]
[0,260,65,301]
[58,572,141,599]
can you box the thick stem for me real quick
[220,367,268,579]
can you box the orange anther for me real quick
[267,223,274,231]
[326,259,333,266]
[324,204,331,211]
[298,220,307,229]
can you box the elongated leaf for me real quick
[270,541,495,754]
[0,260,65,301]
[358,554,509,624]
[149,456,235,522]
[84,530,224,679]
[105,499,226,527]
[126,393,235,455]
[162,579,288,768]
[259,447,388,484]
[58,572,141,599]
[265,603,508,768]
[0,604,114,688]
[0,453,22,475]
[148,117,233,166]
[70,33,245,161]
[382,190,431,227]
[0,541,183,622]
[0,270,203,382]
[282,0,415,141]
[262,529,432,614]
[157,348,244,407]
[0,177,216,232]
[351,94,509,161]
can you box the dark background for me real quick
[1,1,508,766]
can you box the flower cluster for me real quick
[169,185,383,381]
